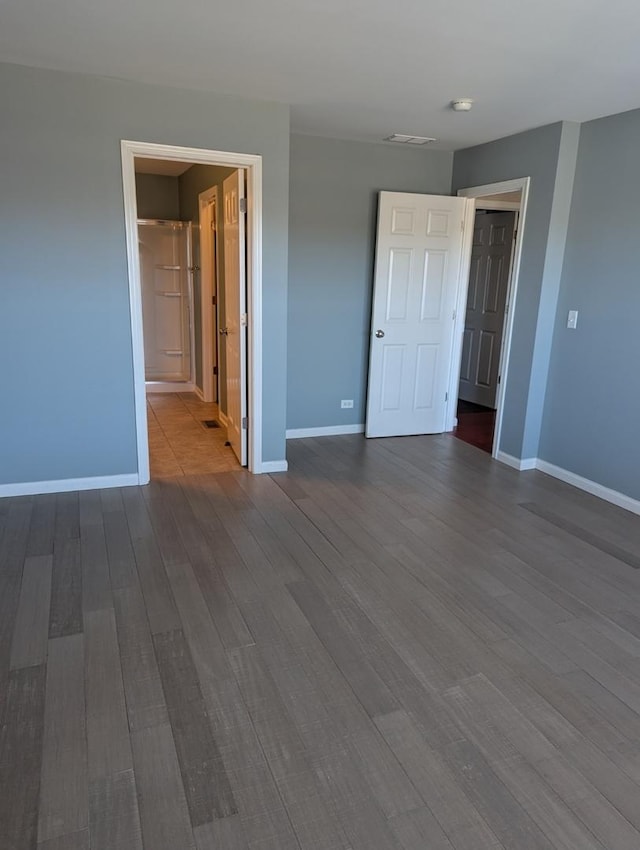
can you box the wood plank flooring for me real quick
[1,433,640,849]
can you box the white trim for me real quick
[475,200,521,211]
[286,424,365,439]
[496,451,537,471]
[259,460,289,473]
[445,198,476,431]
[535,460,640,517]
[146,381,195,393]
[0,473,139,498]
[219,410,230,428]
[198,186,218,403]
[458,178,528,199]
[493,453,640,516]
[457,177,531,461]
[194,385,205,401]
[121,140,264,479]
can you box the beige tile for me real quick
[146,391,239,480]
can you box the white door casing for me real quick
[457,177,529,458]
[223,170,247,465]
[459,210,516,408]
[366,192,471,438]
[121,140,266,482]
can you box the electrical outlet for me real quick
[341,399,354,409]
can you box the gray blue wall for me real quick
[540,108,640,499]
[0,61,289,486]
[135,173,180,220]
[287,134,453,430]
[452,123,570,461]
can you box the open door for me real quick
[366,192,470,438]
[222,170,247,465]
[458,210,516,408]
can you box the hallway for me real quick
[147,392,239,478]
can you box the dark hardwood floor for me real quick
[453,400,497,454]
[2,434,640,849]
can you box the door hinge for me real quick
[211,220,216,230]
[452,309,456,321]
[213,366,218,376]
[445,392,449,402]
[497,375,501,384]
[212,295,216,306]
[239,198,247,214]
[242,416,248,429]
[241,313,248,326]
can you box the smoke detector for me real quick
[384,134,437,145]
[451,99,474,112]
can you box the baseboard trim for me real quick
[193,385,205,401]
[286,424,365,439]
[260,460,288,474]
[0,473,140,498]
[496,451,537,471]
[219,410,230,428]
[146,381,195,393]
[535,459,640,516]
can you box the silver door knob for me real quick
[375,329,385,338]
[219,327,229,336]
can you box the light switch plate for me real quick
[567,310,578,329]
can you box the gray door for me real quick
[458,211,515,408]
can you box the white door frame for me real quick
[198,186,219,403]
[121,140,263,482]
[455,177,531,458]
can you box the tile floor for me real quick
[146,392,239,478]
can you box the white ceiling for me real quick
[134,158,193,176]
[2,0,639,150]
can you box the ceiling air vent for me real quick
[384,134,436,145]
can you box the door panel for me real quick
[222,171,247,466]
[366,192,469,438]
[458,211,516,408]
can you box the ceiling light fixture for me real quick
[385,134,437,145]
[451,99,474,112]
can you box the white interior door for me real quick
[458,211,516,408]
[199,196,218,402]
[139,222,192,383]
[222,170,247,465]
[366,192,469,438]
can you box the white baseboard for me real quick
[535,459,640,516]
[194,385,205,401]
[260,460,289,474]
[146,381,195,393]
[495,451,537,471]
[495,451,640,516]
[219,410,230,428]
[0,473,140,498]
[286,424,365,439]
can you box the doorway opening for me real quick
[122,141,263,482]
[454,206,517,453]
[455,179,529,458]
[364,178,529,460]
